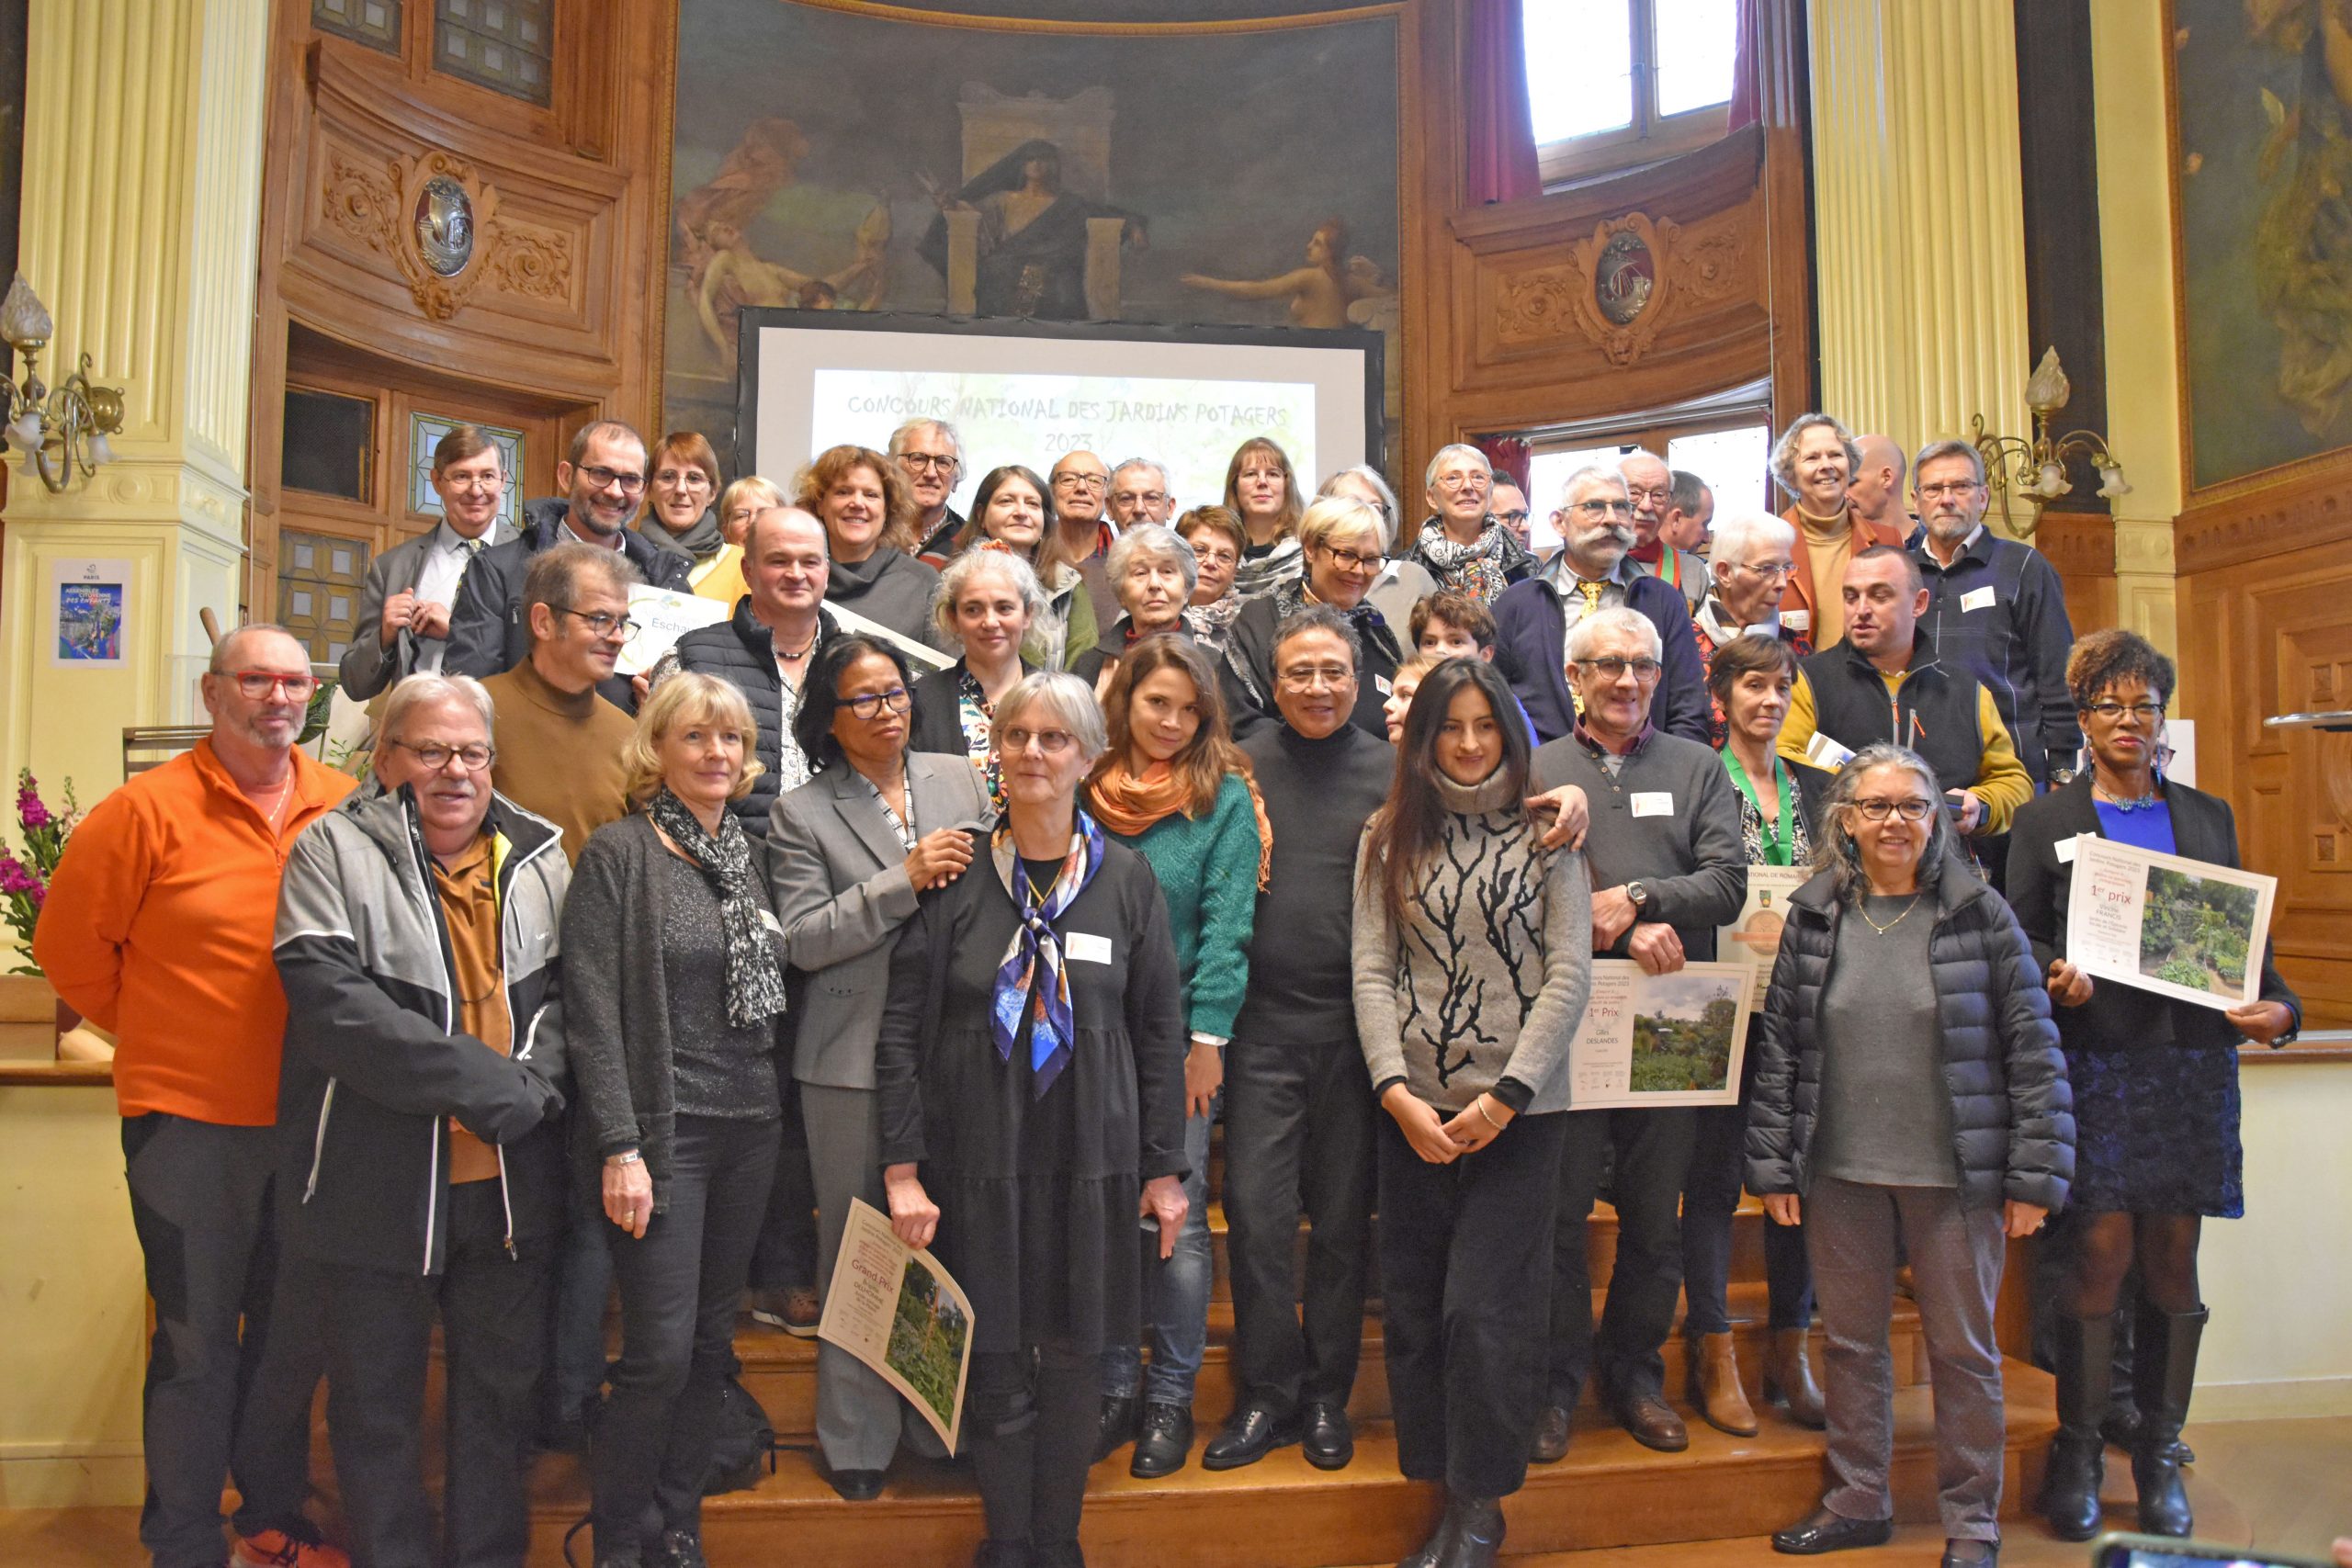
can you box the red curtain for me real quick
[1726,0,1762,131]
[1464,0,1541,205]
[1474,434,1532,494]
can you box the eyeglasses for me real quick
[1238,467,1285,484]
[226,671,321,700]
[578,465,646,495]
[1735,560,1797,581]
[1277,663,1355,691]
[1577,656,1662,682]
[1623,486,1672,504]
[1112,490,1169,508]
[1317,544,1382,572]
[998,726,1077,755]
[898,453,958,474]
[1851,797,1936,823]
[2084,700,2165,723]
[1051,472,1107,492]
[390,739,495,772]
[1494,509,1531,525]
[653,469,712,490]
[554,607,639,638]
[1917,480,1984,501]
[842,686,911,720]
[1433,473,1488,491]
[1572,498,1635,517]
[439,472,503,492]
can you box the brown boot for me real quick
[1687,1331,1758,1437]
[1768,1327,1826,1428]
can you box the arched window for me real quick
[1522,0,1738,185]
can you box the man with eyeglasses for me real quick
[1905,439,2081,790]
[1622,452,1706,614]
[1050,448,1123,632]
[1489,479,1533,552]
[447,419,692,703]
[1660,468,1714,558]
[39,624,357,1568]
[272,672,570,1568]
[1524,605,1747,1461]
[1108,457,1175,529]
[342,424,517,702]
[1492,463,1711,745]
[891,418,967,562]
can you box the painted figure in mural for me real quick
[695,205,892,366]
[921,139,1146,320]
[2246,1,2352,434]
[674,116,811,283]
[1180,219,1389,330]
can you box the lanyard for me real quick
[1722,749,1795,866]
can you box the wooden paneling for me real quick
[2037,510,2118,637]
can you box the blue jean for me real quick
[1102,1096,1216,1405]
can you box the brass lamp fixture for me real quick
[1969,347,2130,539]
[0,274,126,493]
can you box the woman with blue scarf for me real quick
[876,671,1190,1568]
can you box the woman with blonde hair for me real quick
[688,473,786,608]
[1224,435,1306,599]
[564,671,792,1568]
[1217,493,1403,739]
[797,443,943,646]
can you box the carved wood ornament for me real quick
[1493,210,1748,367]
[321,149,573,321]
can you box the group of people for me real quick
[30,409,2299,1568]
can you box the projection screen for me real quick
[739,309,1385,515]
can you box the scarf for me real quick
[649,788,789,1029]
[1412,516,1537,604]
[1184,596,1242,649]
[1230,536,1303,601]
[990,811,1106,1099]
[1088,758,1278,889]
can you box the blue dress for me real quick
[2065,799,2244,1216]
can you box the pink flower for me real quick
[16,775,50,830]
[0,854,34,896]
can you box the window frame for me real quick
[1528,0,1735,188]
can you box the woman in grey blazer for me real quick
[768,632,992,1498]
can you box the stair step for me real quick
[520,1359,2055,1568]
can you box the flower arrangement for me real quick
[3,769,81,976]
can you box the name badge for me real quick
[1630,792,1674,818]
[2055,838,2079,864]
[1374,675,1394,695]
[1782,608,1812,633]
[1960,586,1996,614]
[1804,732,1857,771]
[1066,932,1114,964]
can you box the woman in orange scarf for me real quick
[1083,635,1273,1480]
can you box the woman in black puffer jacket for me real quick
[1747,743,2072,1568]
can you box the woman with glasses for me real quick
[1691,513,1808,676]
[686,474,786,609]
[2007,630,2299,1541]
[1224,436,1306,599]
[1318,465,1441,632]
[1177,504,1250,647]
[1749,744,2072,1568]
[1218,495,1403,739]
[564,673,792,1568]
[910,550,1046,798]
[639,432,728,587]
[1353,657,1590,1568]
[952,464,1099,672]
[798,443,944,649]
[766,634,992,1502]
[1407,444,1537,604]
[877,672,1189,1568]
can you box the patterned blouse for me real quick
[956,667,1005,807]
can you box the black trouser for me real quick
[1682,1044,1813,1334]
[1377,1109,1566,1499]
[747,1078,820,1292]
[121,1112,322,1568]
[1547,1107,1697,1406]
[593,1114,779,1553]
[315,1181,552,1568]
[1220,1035,1378,1416]
[967,1340,1098,1551]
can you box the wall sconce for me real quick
[0,274,126,494]
[1969,347,2129,539]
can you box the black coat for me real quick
[907,658,1040,761]
[667,599,840,837]
[1745,848,2075,1213]
[874,828,1187,1354]
[1218,586,1400,740]
[2005,775,2300,1054]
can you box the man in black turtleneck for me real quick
[1195,604,1393,1477]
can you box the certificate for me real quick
[818,1198,974,1452]
[2063,834,2278,1014]
[1717,865,1806,1011]
[617,586,729,676]
[1567,960,1754,1110]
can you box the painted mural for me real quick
[664,0,1402,468]
[2175,0,2352,491]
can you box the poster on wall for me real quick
[49,558,131,667]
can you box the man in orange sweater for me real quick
[38,624,354,1568]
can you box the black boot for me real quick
[2041,1312,2115,1540]
[2131,1302,2207,1537]
[1093,1393,1138,1464]
[1434,1494,1505,1568]
[1396,1499,1453,1568]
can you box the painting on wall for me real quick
[664,0,1402,475]
[2172,0,2352,492]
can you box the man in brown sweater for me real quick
[481,542,640,864]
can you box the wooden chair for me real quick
[121,725,210,780]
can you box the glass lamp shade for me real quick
[0,275,53,353]
[2096,464,2132,500]
[86,431,115,467]
[2034,461,2068,497]
[6,411,43,453]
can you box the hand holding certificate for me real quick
[819,1197,974,1451]
[2063,835,2278,1013]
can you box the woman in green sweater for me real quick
[1084,634,1272,1478]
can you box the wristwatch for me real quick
[1625,881,1650,911]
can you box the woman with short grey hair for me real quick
[1070,524,1200,689]
[876,671,1188,1568]
[1406,443,1536,603]
[1318,465,1440,630]
[1747,743,2072,1568]
[910,550,1046,790]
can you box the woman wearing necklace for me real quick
[877,672,1188,1568]
[910,549,1045,798]
[1678,634,1834,1440]
[1748,743,2071,1568]
[2007,630,2299,1542]
[767,634,991,1502]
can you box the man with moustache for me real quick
[1906,439,2080,789]
[1621,451,1706,613]
[1051,447,1122,631]
[446,420,692,705]
[273,673,571,1568]
[341,425,516,701]
[1492,464,1710,745]
[1108,457,1176,528]
[892,417,967,562]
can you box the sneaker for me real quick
[232,1525,351,1568]
[748,1284,822,1337]
[655,1530,710,1568]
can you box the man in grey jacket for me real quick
[274,673,571,1568]
[339,427,516,701]
[1527,606,1747,1460]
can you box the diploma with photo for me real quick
[818,1197,974,1452]
[1716,865,1807,1011]
[1566,960,1754,1110]
[2062,834,2278,1013]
